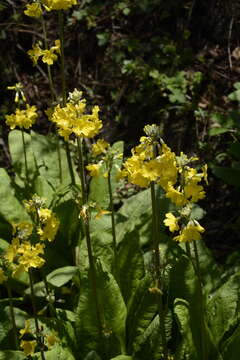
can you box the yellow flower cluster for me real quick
[5,105,37,130]
[120,128,208,207]
[37,208,60,242]
[24,3,42,18]
[50,95,102,140]
[5,237,45,276]
[28,40,60,66]
[164,213,205,243]
[41,0,77,11]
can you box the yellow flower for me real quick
[24,3,42,17]
[95,208,111,219]
[50,99,102,140]
[92,139,109,156]
[20,340,37,356]
[46,333,58,348]
[19,320,32,339]
[86,163,101,177]
[41,49,58,65]
[165,184,187,207]
[164,213,179,232]
[202,164,208,184]
[38,208,60,242]
[184,181,205,202]
[0,269,7,284]
[174,221,205,243]
[5,238,20,262]
[7,82,26,103]
[27,43,43,66]
[5,105,37,130]
[41,0,77,11]
[18,242,45,271]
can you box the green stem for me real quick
[6,283,18,349]
[107,169,119,281]
[28,269,46,360]
[41,16,56,102]
[150,181,168,359]
[58,10,76,185]
[77,137,103,335]
[58,11,67,106]
[21,130,29,184]
[192,240,206,360]
[57,138,63,184]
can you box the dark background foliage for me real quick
[1,0,240,261]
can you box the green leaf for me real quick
[126,274,157,354]
[0,351,25,360]
[209,127,231,136]
[0,169,30,223]
[211,165,240,187]
[84,351,102,360]
[76,263,127,358]
[118,230,145,305]
[110,356,133,360]
[46,266,78,287]
[221,323,240,359]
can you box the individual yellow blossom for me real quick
[202,164,208,184]
[5,105,37,130]
[27,42,43,66]
[95,208,111,219]
[20,340,37,356]
[38,208,60,242]
[51,39,61,54]
[41,0,77,11]
[92,139,109,156]
[4,238,20,262]
[19,320,32,339]
[17,242,45,271]
[164,213,179,232]
[184,181,205,202]
[41,49,58,65]
[165,184,187,207]
[46,333,58,348]
[173,221,205,243]
[0,269,7,284]
[50,99,102,140]
[24,3,42,17]
[86,163,101,177]
[7,82,26,103]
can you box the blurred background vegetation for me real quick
[1,0,240,261]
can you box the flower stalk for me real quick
[6,282,18,349]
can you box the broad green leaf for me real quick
[126,274,157,354]
[0,238,9,253]
[221,323,240,360]
[84,351,102,360]
[118,230,145,305]
[211,165,240,187]
[174,298,198,360]
[0,168,30,223]
[0,351,25,360]
[46,266,78,287]
[8,130,36,184]
[207,272,240,346]
[35,344,75,360]
[110,356,133,360]
[76,263,127,358]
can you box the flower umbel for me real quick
[5,105,37,130]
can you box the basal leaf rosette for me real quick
[50,93,102,140]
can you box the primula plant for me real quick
[1,2,240,360]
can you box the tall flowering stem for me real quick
[192,240,206,360]
[77,137,103,336]
[28,268,46,360]
[6,282,18,349]
[41,16,56,102]
[21,130,30,184]
[150,180,168,360]
[58,10,76,185]
[107,168,119,281]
